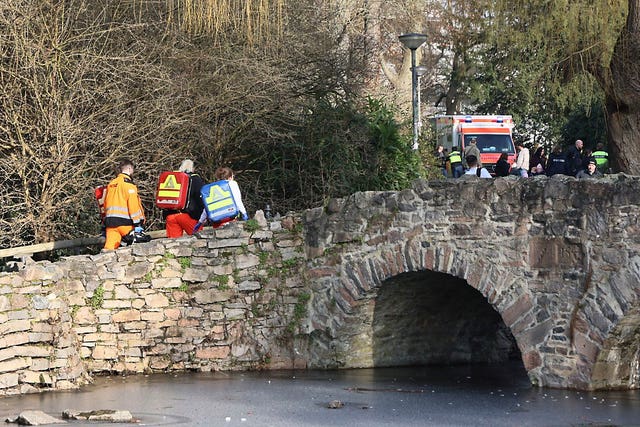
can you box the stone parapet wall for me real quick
[0,214,309,396]
[0,268,88,395]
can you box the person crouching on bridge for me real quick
[164,159,206,238]
[103,159,146,250]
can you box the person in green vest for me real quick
[592,143,609,173]
[448,146,464,178]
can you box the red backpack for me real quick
[94,185,108,220]
[155,171,191,210]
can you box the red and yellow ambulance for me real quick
[435,115,517,175]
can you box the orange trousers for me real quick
[104,225,133,250]
[166,212,199,238]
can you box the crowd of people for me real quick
[101,158,248,250]
[436,139,609,180]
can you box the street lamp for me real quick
[414,65,428,136]
[399,33,428,150]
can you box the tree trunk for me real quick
[445,50,465,114]
[605,0,640,174]
[381,47,421,114]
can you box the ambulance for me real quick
[434,115,517,175]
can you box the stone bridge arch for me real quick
[302,176,640,390]
[304,241,537,380]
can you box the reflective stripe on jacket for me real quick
[104,173,145,228]
[448,151,462,165]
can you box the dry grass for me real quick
[166,0,285,44]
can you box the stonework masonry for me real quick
[0,213,310,396]
[301,174,640,390]
[1,174,640,395]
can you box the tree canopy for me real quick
[2,0,640,254]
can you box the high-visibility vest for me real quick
[200,180,239,222]
[448,151,462,165]
[592,150,608,166]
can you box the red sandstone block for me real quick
[443,247,452,271]
[92,345,118,360]
[424,249,434,270]
[196,346,230,359]
[178,318,200,328]
[366,235,385,246]
[111,310,141,323]
[502,294,534,327]
[573,332,599,364]
[523,350,542,370]
[403,225,423,240]
[466,266,483,290]
[305,267,337,279]
[163,308,181,320]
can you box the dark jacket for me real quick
[495,159,511,177]
[184,173,205,219]
[576,169,603,179]
[530,147,546,173]
[546,153,569,176]
[565,146,583,176]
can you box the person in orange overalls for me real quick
[103,159,146,250]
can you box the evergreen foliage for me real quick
[236,97,424,215]
[478,0,626,149]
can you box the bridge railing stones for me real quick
[0,212,309,396]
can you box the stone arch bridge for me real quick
[302,175,640,390]
[1,175,639,394]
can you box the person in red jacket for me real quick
[103,159,146,250]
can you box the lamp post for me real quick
[414,65,428,137]
[399,33,427,150]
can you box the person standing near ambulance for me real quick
[448,146,464,178]
[103,159,146,250]
[462,137,482,170]
[164,159,205,238]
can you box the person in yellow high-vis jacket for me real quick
[592,143,609,173]
[103,159,146,250]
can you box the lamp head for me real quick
[414,65,428,77]
[399,33,428,50]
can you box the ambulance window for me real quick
[475,135,515,153]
